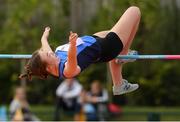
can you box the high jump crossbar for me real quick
[0,54,180,60]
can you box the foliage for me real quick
[0,0,180,106]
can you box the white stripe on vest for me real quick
[55,38,84,52]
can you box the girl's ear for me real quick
[24,65,29,69]
[46,65,50,71]
[19,73,27,79]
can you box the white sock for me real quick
[112,84,122,95]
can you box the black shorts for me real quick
[93,32,124,62]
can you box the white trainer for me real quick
[113,79,139,95]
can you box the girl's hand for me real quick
[69,31,78,45]
[41,27,52,52]
[41,27,50,43]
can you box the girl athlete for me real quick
[20,6,141,95]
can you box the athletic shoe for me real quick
[113,79,139,95]
[115,50,138,64]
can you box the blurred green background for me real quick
[1,0,180,121]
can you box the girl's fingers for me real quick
[71,33,78,38]
[70,31,73,35]
[69,32,78,42]
[45,27,50,31]
[72,33,77,38]
[70,31,77,36]
[70,33,78,39]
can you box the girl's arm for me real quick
[41,27,52,52]
[63,31,81,78]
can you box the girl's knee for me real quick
[127,6,141,17]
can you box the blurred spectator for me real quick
[54,78,82,121]
[9,87,40,121]
[0,106,7,121]
[84,80,109,121]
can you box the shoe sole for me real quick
[113,84,139,95]
[115,59,136,64]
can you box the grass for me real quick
[29,106,180,121]
[120,106,180,121]
[31,105,54,121]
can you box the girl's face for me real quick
[91,82,101,95]
[15,88,26,101]
[38,49,60,77]
[39,49,60,65]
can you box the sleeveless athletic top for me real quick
[55,36,101,79]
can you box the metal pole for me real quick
[1,54,180,60]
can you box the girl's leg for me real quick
[110,6,141,46]
[109,18,140,86]
[109,6,141,87]
[120,16,140,55]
